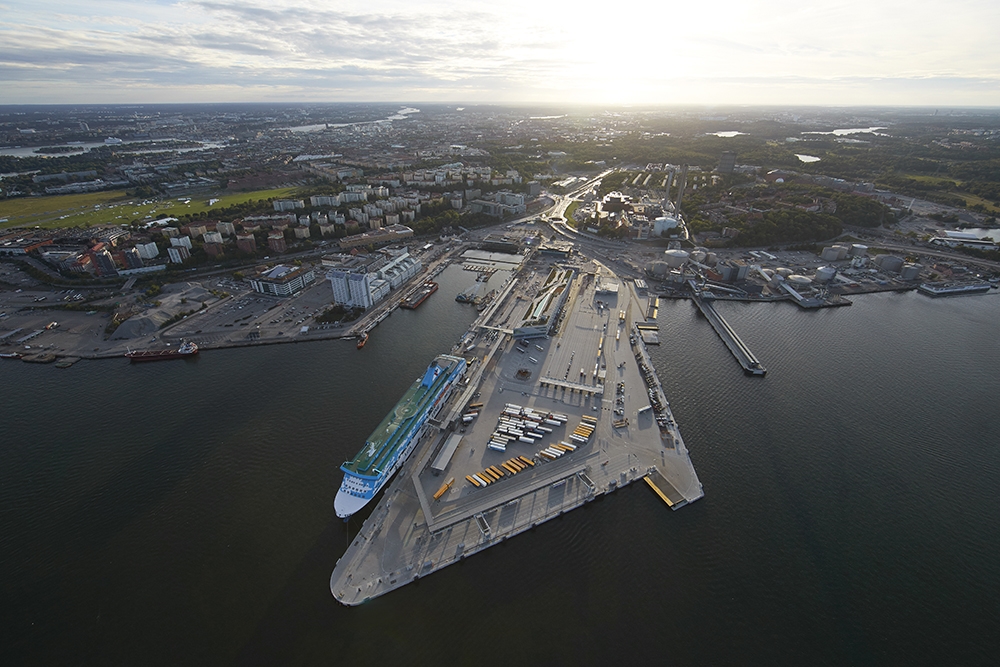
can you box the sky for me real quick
[1,0,999,106]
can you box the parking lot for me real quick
[167,271,340,345]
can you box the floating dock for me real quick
[692,294,766,376]
[331,258,703,605]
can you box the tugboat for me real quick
[356,332,368,350]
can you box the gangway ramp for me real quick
[644,470,688,510]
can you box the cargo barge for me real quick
[126,341,199,362]
[400,281,438,309]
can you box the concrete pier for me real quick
[330,257,703,605]
[692,295,767,376]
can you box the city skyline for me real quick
[2,0,1000,106]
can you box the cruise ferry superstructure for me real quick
[335,354,466,518]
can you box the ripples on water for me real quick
[2,286,999,665]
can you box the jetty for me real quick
[691,291,766,376]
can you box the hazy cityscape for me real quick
[3,0,1000,665]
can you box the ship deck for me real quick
[331,255,703,605]
[342,355,463,476]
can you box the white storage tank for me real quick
[832,244,850,260]
[850,244,868,257]
[820,247,841,261]
[776,267,793,278]
[664,249,690,268]
[814,266,837,283]
[690,250,707,264]
[788,274,812,288]
[704,252,718,266]
[647,261,670,277]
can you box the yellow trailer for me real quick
[433,477,456,499]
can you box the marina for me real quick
[330,256,703,604]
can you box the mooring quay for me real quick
[330,257,703,605]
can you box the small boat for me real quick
[356,332,368,350]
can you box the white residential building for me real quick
[135,241,159,259]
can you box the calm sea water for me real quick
[2,277,999,666]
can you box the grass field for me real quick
[951,192,1000,214]
[0,187,305,231]
[564,200,580,226]
[901,174,1000,214]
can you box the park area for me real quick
[0,187,303,231]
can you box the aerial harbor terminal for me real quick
[331,254,703,605]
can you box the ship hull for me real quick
[918,282,991,297]
[126,341,199,362]
[400,282,438,309]
[127,350,198,362]
[335,354,465,518]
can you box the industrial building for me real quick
[328,270,389,309]
[325,248,421,309]
[513,266,574,339]
[249,265,316,297]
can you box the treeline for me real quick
[829,192,894,227]
[731,210,842,247]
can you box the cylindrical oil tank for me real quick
[814,266,837,282]
[776,267,793,278]
[690,250,707,264]
[850,244,868,257]
[647,261,669,277]
[820,247,840,261]
[788,274,812,288]
[832,244,849,260]
[900,263,922,281]
[664,249,689,268]
[704,252,718,265]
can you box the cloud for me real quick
[1,0,999,104]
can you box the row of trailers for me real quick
[465,413,599,489]
[487,403,570,453]
[466,456,535,488]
